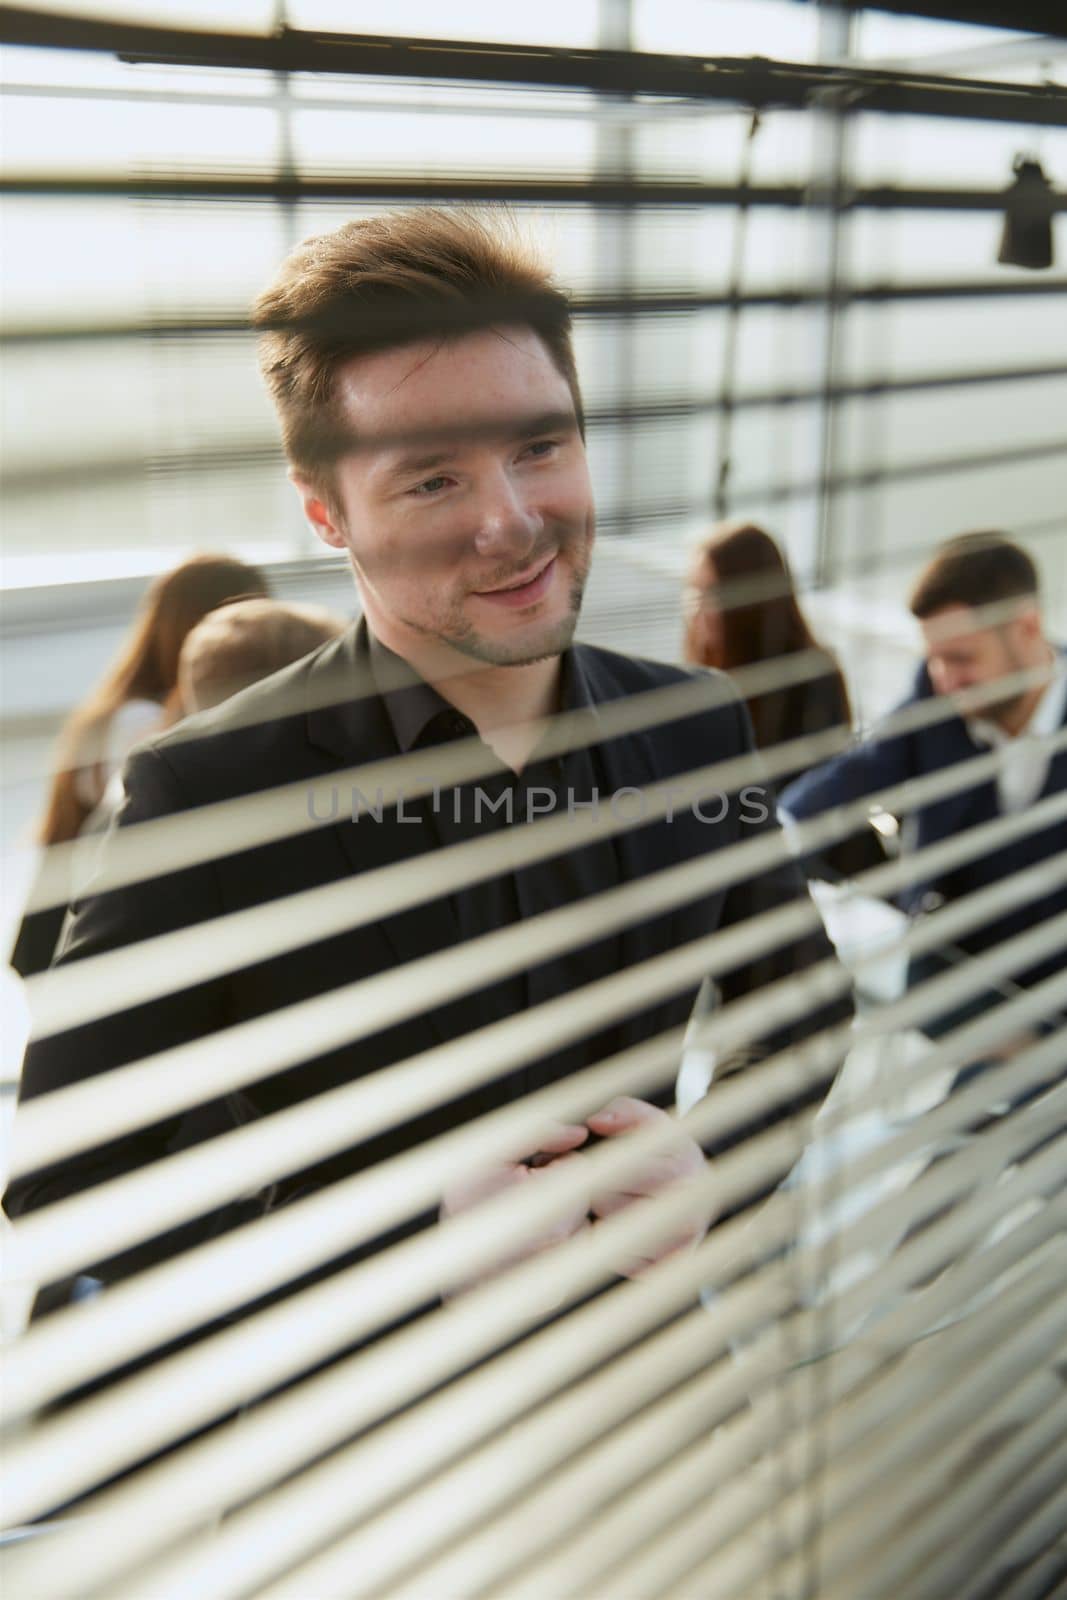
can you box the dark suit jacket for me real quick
[781,654,1067,1001]
[6,622,848,1292]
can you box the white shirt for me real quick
[966,655,1067,814]
[74,698,163,807]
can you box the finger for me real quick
[586,1096,667,1136]
[532,1210,591,1249]
[588,1182,688,1220]
[440,1160,528,1217]
[587,1105,706,1188]
[490,1122,587,1169]
[589,1189,641,1221]
[603,1146,705,1194]
[590,1178,707,1220]
[526,1153,591,1235]
[588,1148,701,1211]
[531,1122,590,1157]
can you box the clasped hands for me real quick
[440,1096,710,1290]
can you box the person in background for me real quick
[10,597,344,1323]
[780,532,1066,1041]
[177,597,346,715]
[69,599,347,902]
[10,553,270,978]
[683,521,889,885]
[683,521,852,794]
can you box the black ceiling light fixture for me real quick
[998,154,1057,269]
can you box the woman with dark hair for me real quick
[684,521,889,884]
[12,553,270,977]
[683,521,852,792]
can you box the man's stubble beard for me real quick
[971,632,1033,727]
[981,688,1029,725]
[424,522,593,667]
[433,566,588,668]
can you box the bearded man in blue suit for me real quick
[782,532,1066,1041]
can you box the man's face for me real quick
[297,328,595,669]
[920,603,1032,718]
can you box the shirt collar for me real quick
[967,650,1067,749]
[367,631,452,754]
[1030,654,1067,737]
[558,641,596,715]
[367,628,591,754]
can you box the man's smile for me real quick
[473,555,558,607]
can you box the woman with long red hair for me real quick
[683,521,852,789]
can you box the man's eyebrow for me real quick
[382,446,452,480]
[374,410,579,481]
[505,409,578,440]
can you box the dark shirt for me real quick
[746,654,851,795]
[748,655,886,882]
[368,634,628,1109]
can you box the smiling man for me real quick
[303,332,592,664]
[8,211,848,1327]
[291,326,595,772]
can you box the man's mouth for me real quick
[474,556,557,608]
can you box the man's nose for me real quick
[472,469,542,559]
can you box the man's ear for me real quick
[1021,603,1043,640]
[1012,602,1044,652]
[290,472,346,551]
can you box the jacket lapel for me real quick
[303,620,461,1046]
[918,713,998,846]
[1038,689,1067,803]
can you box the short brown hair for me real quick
[178,598,346,713]
[252,208,582,502]
[908,532,1040,620]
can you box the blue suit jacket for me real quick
[781,653,1067,997]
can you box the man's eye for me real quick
[411,475,450,497]
[522,439,558,460]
